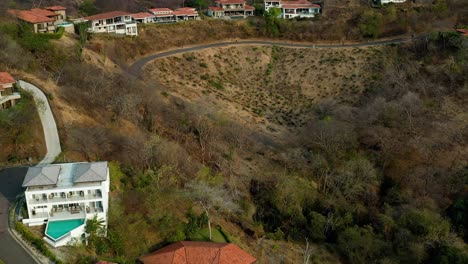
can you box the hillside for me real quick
[0,1,467,264]
[144,45,381,135]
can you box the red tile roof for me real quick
[84,11,132,21]
[140,241,256,264]
[215,0,247,4]
[281,0,321,9]
[0,72,15,85]
[456,29,468,36]
[7,9,55,23]
[245,4,255,10]
[209,6,224,11]
[30,8,59,17]
[45,6,67,11]
[173,8,198,16]
[132,12,154,19]
[149,8,173,13]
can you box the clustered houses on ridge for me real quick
[264,0,321,19]
[0,72,20,110]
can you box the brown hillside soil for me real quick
[143,45,381,138]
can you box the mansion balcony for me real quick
[29,205,104,221]
[29,191,103,205]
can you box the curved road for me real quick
[0,80,62,264]
[129,35,426,75]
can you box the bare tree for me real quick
[187,180,241,240]
[302,237,313,264]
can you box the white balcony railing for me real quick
[29,193,103,205]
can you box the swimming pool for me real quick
[45,218,85,241]
[56,21,73,26]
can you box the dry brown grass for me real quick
[143,45,382,136]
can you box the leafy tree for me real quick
[79,0,99,16]
[358,10,383,38]
[264,7,282,37]
[307,212,327,242]
[338,225,387,264]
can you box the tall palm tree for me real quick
[85,214,105,250]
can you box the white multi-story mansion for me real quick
[207,0,255,19]
[264,0,321,19]
[84,11,138,36]
[22,162,110,247]
[0,72,20,110]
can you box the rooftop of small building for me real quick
[23,162,108,188]
[0,72,15,84]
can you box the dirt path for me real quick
[128,35,427,76]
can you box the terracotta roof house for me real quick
[7,6,67,33]
[456,28,468,37]
[0,72,20,110]
[83,11,138,36]
[207,0,255,19]
[264,0,320,19]
[139,241,256,264]
[131,12,155,23]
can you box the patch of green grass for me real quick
[208,80,224,90]
[189,228,228,243]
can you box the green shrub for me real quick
[15,222,63,264]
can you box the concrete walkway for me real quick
[0,81,62,264]
[18,80,61,165]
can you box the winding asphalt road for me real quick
[129,35,426,76]
[0,80,61,264]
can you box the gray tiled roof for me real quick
[73,161,108,183]
[22,166,61,187]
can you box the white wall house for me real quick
[380,0,406,4]
[22,162,110,248]
[0,72,21,110]
[148,8,177,23]
[207,0,255,19]
[264,0,321,19]
[131,12,155,24]
[148,7,200,23]
[84,11,138,36]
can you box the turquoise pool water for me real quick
[56,21,73,26]
[46,219,84,240]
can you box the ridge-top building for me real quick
[208,0,255,19]
[22,162,110,247]
[264,0,320,19]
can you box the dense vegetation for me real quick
[0,1,467,263]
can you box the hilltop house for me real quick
[379,0,406,4]
[173,7,200,21]
[139,241,257,264]
[264,0,320,19]
[22,162,110,247]
[207,0,255,19]
[7,6,67,33]
[84,11,138,36]
[0,72,20,110]
[131,12,155,23]
[148,7,200,23]
[148,8,177,23]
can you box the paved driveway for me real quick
[19,80,62,165]
[0,167,37,264]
